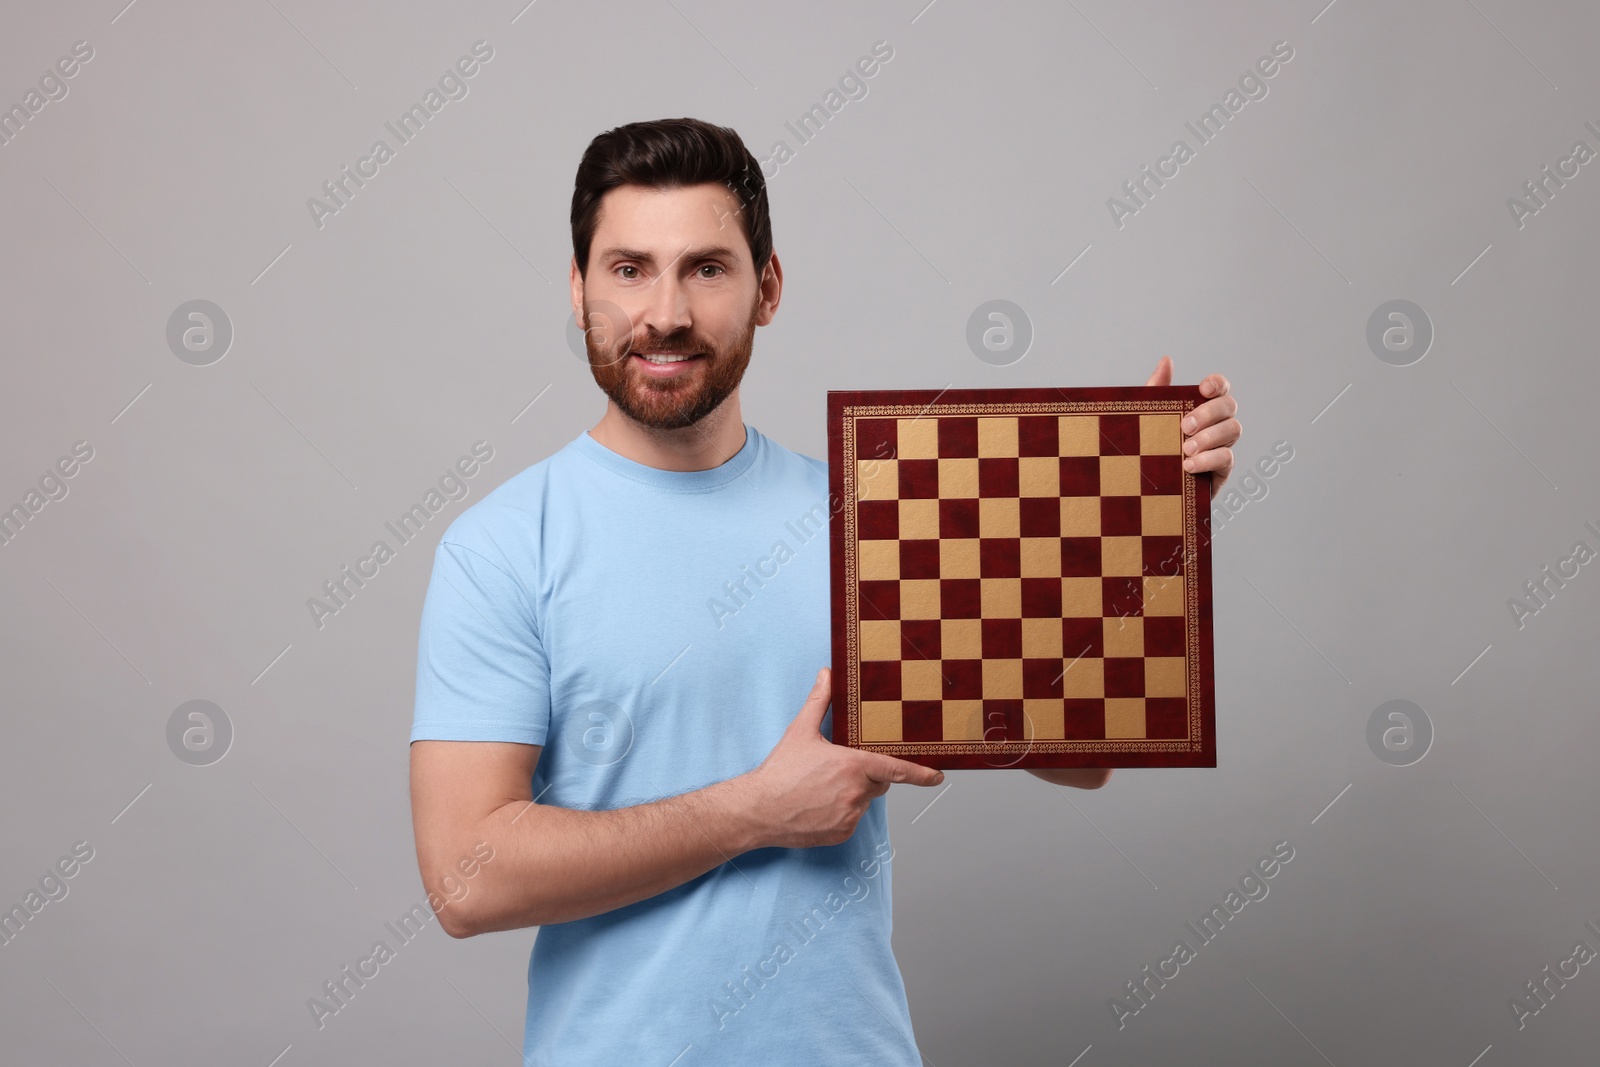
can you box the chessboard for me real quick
[826,386,1215,769]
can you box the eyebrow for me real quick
[596,245,742,266]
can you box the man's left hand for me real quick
[1145,355,1240,491]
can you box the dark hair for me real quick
[571,117,771,279]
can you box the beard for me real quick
[583,296,758,431]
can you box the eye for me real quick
[698,264,725,279]
[617,265,640,280]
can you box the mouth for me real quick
[631,350,705,376]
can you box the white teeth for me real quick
[641,353,694,363]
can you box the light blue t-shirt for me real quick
[410,424,922,1066]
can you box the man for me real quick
[409,117,1240,1065]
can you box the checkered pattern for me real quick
[850,411,1192,746]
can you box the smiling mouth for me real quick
[635,352,702,364]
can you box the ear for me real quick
[754,250,783,326]
[569,257,585,325]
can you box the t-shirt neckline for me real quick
[573,423,758,492]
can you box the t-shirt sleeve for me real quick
[410,538,551,746]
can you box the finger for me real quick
[1182,418,1241,457]
[1143,355,1173,387]
[791,667,833,733]
[863,753,945,786]
[1185,445,1234,477]
[1198,372,1231,398]
[1181,394,1238,435]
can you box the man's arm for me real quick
[411,668,941,937]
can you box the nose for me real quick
[635,262,693,342]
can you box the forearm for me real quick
[455,774,763,934]
[1028,768,1113,789]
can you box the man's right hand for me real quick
[738,667,945,850]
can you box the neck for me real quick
[587,390,747,472]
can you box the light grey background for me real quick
[2,0,1596,1064]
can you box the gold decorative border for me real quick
[840,398,1204,755]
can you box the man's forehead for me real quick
[592,182,748,259]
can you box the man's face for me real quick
[573,182,773,431]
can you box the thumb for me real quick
[790,667,833,734]
[1144,355,1173,387]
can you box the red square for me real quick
[1099,414,1140,456]
[902,701,944,742]
[981,618,1023,657]
[979,538,1022,578]
[1062,617,1104,658]
[856,418,897,461]
[981,699,1025,743]
[1021,577,1062,617]
[1142,535,1184,577]
[1060,456,1099,495]
[1023,658,1065,699]
[938,417,979,458]
[860,660,901,700]
[1140,455,1182,494]
[899,539,941,580]
[1144,616,1185,657]
[940,578,982,618]
[1061,537,1101,577]
[899,459,940,498]
[900,619,941,660]
[1061,699,1107,740]
[1019,497,1060,537]
[1102,576,1142,618]
[1101,496,1142,536]
[1105,657,1144,697]
[858,499,898,540]
[939,498,979,538]
[942,659,984,699]
[1018,415,1059,456]
[1145,697,1188,739]
[860,580,900,620]
[978,457,1020,497]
